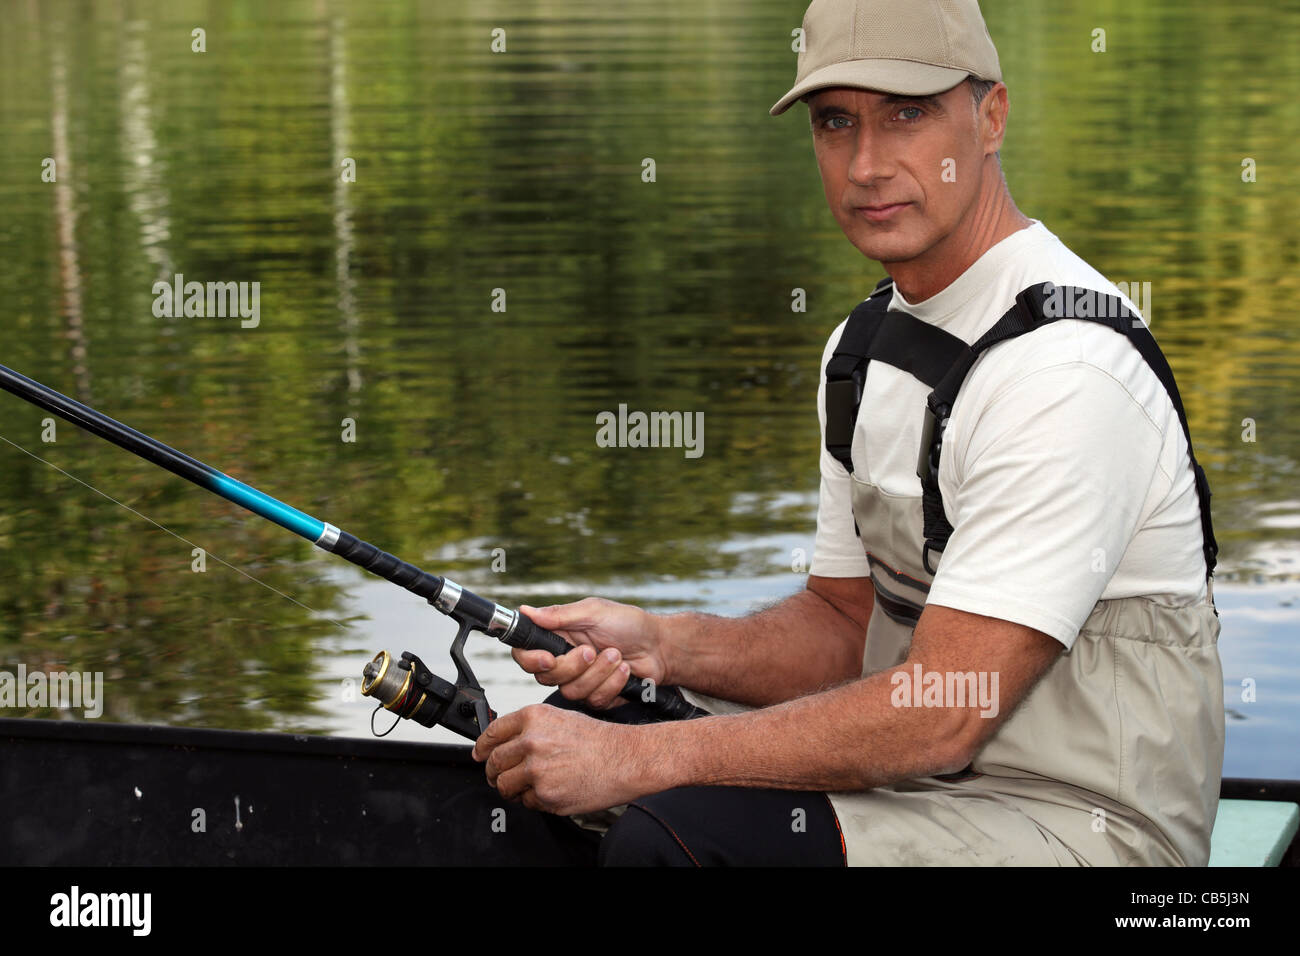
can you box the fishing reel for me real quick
[361,617,495,741]
[361,576,706,740]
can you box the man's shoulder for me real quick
[1001,230,1144,328]
[817,315,853,377]
[959,319,1166,447]
[961,236,1150,398]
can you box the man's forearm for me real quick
[658,588,865,706]
[635,669,970,793]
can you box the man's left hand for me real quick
[472,704,651,816]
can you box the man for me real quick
[473,0,1224,866]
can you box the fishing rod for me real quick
[0,364,707,739]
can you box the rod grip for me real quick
[507,612,709,721]
[330,531,442,601]
[503,611,570,656]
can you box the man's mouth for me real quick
[856,203,910,222]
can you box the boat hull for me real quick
[0,718,598,866]
[2,717,1295,866]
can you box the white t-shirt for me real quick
[809,220,1209,649]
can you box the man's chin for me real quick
[846,231,927,266]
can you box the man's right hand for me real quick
[512,597,667,710]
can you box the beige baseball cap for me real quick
[771,0,1002,116]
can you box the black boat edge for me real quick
[0,717,600,866]
[1,717,1295,866]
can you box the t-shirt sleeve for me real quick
[924,360,1165,648]
[809,320,872,578]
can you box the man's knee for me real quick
[598,802,697,866]
[597,786,844,866]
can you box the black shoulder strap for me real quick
[824,276,968,474]
[917,283,1219,581]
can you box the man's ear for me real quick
[981,83,1010,155]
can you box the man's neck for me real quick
[886,178,1033,304]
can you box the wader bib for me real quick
[686,279,1225,866]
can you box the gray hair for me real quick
[967,76,996,109]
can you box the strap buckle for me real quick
[922,540,941,576]
[825,375,864,472]
[1015,284,1050,326]
[916,399,949,485]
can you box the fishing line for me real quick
[370,702,402,737]
[0,432,346,628]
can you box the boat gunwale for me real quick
[0,716,475,766]
[2,716,1294,801]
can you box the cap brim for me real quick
[769,59,971,116]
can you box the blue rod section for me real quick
[207,473,326,542]
[0,362,444,600]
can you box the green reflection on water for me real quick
[0,0,1297,732]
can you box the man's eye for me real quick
[896,106,924,122]
[824,115,851,130]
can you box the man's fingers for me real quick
[494,763,534,802]
[560,646,625,702]
[520,599,601,632]
[510,648,557,676]
[517,643,601,687]
[472,708,523,762]
[483,737,529,788]
[588,661,634,710]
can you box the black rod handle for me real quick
[327,530,443,601]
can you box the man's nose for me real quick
[848,131,892,186]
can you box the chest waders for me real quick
[682,278,1224,864]
[812,277,1224,865]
